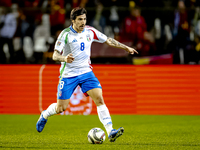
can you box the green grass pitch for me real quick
[0,115,200,150]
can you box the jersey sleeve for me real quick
[87,27,107,43]
[54,31,66,53]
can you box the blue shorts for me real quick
[57,71,102,100]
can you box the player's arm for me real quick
[105,37,138,55]
[52,50,74,63]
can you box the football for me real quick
[87,127,106,144]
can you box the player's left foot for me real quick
[108,127,124,142]
[36,111,47,132]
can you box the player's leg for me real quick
[87,88,113,133]
[80,71,124,142]
[36,99,69,132]
[87,88,124,142]
[36,77,78,132]
[79,72,113,135]
[43,99,70,119]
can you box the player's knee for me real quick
[94,95,104,106]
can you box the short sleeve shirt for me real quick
[54,25,107,78]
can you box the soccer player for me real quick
[36,7,138,142]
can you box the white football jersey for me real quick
[54,25,107,78]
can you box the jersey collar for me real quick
[70,25,85,33]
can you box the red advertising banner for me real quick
[0,65,200,115]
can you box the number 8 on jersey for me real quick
[80,42,85,51]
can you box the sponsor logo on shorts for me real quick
[59,91,62,97]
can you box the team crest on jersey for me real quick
[86,34,91,42]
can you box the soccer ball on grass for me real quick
[87,127,106,144]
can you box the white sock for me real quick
[43,103,57,119]
[97,104,113,135]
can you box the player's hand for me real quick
[65,53,74,63]
[127,47,139,55]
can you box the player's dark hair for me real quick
[70,7,87,20]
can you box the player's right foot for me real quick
[36,111,47,132]
[108,127,124,142]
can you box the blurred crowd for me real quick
[0,0,200,64]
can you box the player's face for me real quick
[72,14,87,33]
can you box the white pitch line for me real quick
[39,64,46,113]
